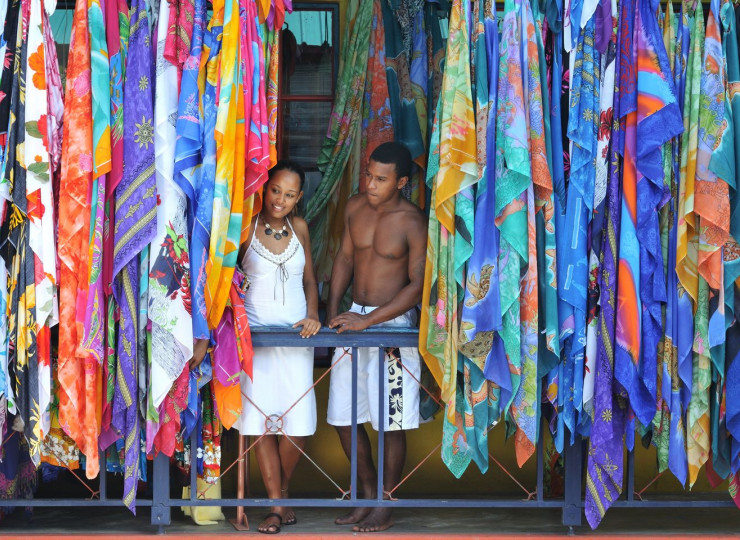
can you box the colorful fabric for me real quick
[716,0,740,477]
[113,0,158,511]
[57,0,98,479]
[584,0,631,528]
[632,0,683,430]
[561,8,598,442]
[678,4,705,486]
[23,0,58,459]
[420,0,478,479]
[174,0,208,340]
[150,0,193,412]
[457,0,500,476]
[307,0,373,289]
[205,0,245,330]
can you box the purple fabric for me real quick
[584,0,632,528]
[112,0,157,514]
[595,0,611,53]
[213,309,241,387]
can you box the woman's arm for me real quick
[293,217,321,337]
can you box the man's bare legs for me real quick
[353,430,405,532]
[334,425,406,532]
[334,425,377,525]
[254,435,306,533]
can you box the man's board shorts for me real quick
[327,303,421,431]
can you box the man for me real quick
[326,141,428,533]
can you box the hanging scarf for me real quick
[681,5,707,487]
[697,0,731,482]
[419,0,477,472]
[306,0,373,268]
[164,0,195,82]
[112,0,158,511]
[79,0,110,419]
[715,0,740,479]
[584,0,617,422]
[360,0,394,185]
[532,1,560,442]
[149,0,193,415]
[173,0,208,341]
[23,0,58,459]
[584,0,632,527]
[562,7,599,442]
[205,0,245,330]
[457,0,501,476]
[380,0,426,172]
[57,0,99,478]
[100,0,129,451]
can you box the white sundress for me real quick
[234,218,317,437]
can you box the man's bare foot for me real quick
[335,506,372,525]
[352,507,393,532]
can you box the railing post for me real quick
[151,451,171,532]
[562,433,583,531]
[351,347,358,503]
[627,449,635,502]
[377,347,385,503]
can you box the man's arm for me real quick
[331,210,427,332]
[326,199,356,322]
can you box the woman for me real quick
[235,161,320,534]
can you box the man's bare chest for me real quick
[350,220,408,261]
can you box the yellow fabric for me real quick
[181,479,226,525]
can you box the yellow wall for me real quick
[220,367,725,500]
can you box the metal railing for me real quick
[3,327,735,533]
[157,327,583,533]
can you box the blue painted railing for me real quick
[5,327,735,533]
[156,327,583,533]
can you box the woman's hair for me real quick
[268,160,306,191]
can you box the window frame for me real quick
[277,1,340,171]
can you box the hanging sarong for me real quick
[112,0,158,511]
[149,0,193,413]
[714,0,740,477]
[24,0,58,457]
[562,9,599,442]
[57,0,98,478]
[419,0,477,477]
[174,0,208,341]
[457,0,501,475]
[584,0,632,527]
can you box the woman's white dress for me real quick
[235,219,317,436]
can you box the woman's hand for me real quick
[189,338,210,370]
[293,317,321,338]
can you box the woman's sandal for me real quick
[258,512,283,534]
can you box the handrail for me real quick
[248,326,420,348]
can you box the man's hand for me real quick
[189,338,210,370]
[328,312,371,333]
[293,317,321,338]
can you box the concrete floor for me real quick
[2,504,740,537]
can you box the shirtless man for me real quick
[326,141,428,533]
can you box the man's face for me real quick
[364,159,407,207]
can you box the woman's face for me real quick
[263,169,303,220]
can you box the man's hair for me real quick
[369,141,412,181]
[269,160,306,191]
